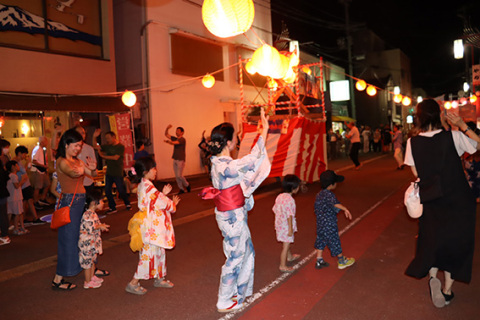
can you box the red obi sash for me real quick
[200,184,245,211]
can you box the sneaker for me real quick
[186,185,191,193]
[12,229,25,236]
[20,228,30,234]
[0,236,11,246]
[337,257,355,269]
[126,204,132,211]
[32,218,46,225]
[38,200,50,206]
[92,276,104,284]
[106,208,117,215]
[23,220,33,226]
[178,189,185,195]
[217,301,243,313]
[84,280,102,289]
[34,202,44,210]
[315,259,330,269]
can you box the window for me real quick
[170,33,224,80]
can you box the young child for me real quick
[273,174,301,273]
[126,157,180,295]
[314,170,355,270]
[79,189,110,289]
[6,161,28,235]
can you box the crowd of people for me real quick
[1,99,478,312]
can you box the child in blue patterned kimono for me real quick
[204,108,271,313]
[314,170,355,270]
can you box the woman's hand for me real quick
[162,184,172,195]
[260,107,269,141]
[446,113,467,131]
[85,156,97,171]
[172,195,181,206]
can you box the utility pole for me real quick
[340,0,356,119]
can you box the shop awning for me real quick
[0,93,130,113]
[331,115,356,123]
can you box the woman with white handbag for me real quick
[403,99,480,308]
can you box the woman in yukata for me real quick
[201,108,271,313]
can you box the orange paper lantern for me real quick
[202,74,215,88]
[366,85,377,96]
[355,80,366,91]
[402,96,411,106]
[470,95,477,103]
[251,44,282,77]
[302,66,312,75]
[283,67,296,84]
[270,53,289,79]
[122,90,136,107]
[245,61,256,74]
[393,94,403,104]
[202,0,255,38]
[444,101,452,109]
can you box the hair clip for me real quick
[130,167,136,175]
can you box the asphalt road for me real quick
[1,153,479,320]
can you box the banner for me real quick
[240,117,326,183]
[108,113,134,169]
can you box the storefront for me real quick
[0,93,130,170]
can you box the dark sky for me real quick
[271,0,479,97]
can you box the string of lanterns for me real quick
[121,0,479,110]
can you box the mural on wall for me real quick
[0,0,103,57]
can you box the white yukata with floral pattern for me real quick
[210,136,271,308]
[134,178,176,280]
[273,193,297,243]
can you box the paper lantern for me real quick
[283,67,296,84]
[0,117,4,128]
[267,78,278,90]
[355,80,366,91]
[270,53,289,79]
[202,74,215,88]
[444,101,452,110]
[470,95,477,103]
[289,52,299,67]
[202,0,255,38]
[302,66,312,75]
[366,85,377,96]
[393,94,403,104]
[245,61,256,74]
[402,96,411,106]
[122,90,137,107]
[251,44,282,77]
[452,100,459,108]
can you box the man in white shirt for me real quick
[75,126,97,194]
[30,136,51,207]
[345,122,362,170]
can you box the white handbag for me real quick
[404,179,423,218]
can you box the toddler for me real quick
[79,189,110,289]
[6,161,28,235]
[314,170,355,269]
[273,174,301,273]
[126,157,180,295]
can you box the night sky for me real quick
[271,0,480,98]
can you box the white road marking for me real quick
[217,184,402,320]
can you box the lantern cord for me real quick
[249,26,266,46]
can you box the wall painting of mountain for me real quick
[0,1,104,58]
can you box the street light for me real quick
[454,39,464,59]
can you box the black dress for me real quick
[406,130,476,283]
